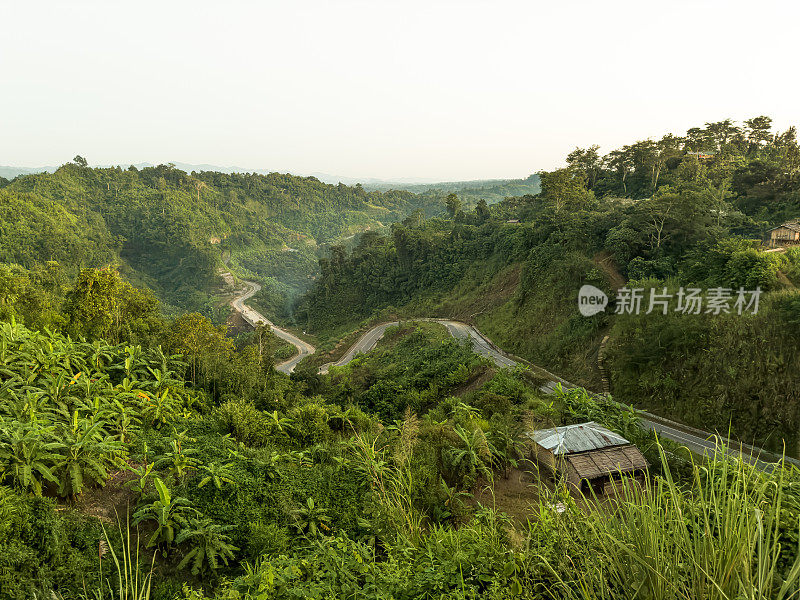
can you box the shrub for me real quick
[287,400,330,446]
[246,521,291,557]
[213,398,271,447]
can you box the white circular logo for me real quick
[578,285,608,317]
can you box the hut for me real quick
[766,220,800,248]
[526,421,647,495]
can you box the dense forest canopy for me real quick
[0,163,446,317]
[364,174,542,207]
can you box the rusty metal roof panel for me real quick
[567,445,648,479]
[768,220,800,233]
[526,421,630,455]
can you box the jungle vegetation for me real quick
[0,162,446,320]
[2,117,800,599]
[3,306,800,599]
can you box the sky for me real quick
[1,0,799,181]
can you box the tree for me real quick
[168,312,233,387]
[566,145,602,188]
[744,116,773,152]
[445,193,462,217]
[651,134,684,189]
[73,155,88,167]
[605,147,634,195]
[475,199,490,222]
[629,185,713,254]
[539,168,593,212]
[402,209,424,228]
[704,119,742,150]
[64,268,162,344]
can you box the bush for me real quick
[724,248,780,290]
[213,398,271,447]
[246,521,291,557]
[0,488,101,599]
[287,400,330,446]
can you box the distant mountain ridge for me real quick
[0,162,535,191]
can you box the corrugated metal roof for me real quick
[526,421,630,455]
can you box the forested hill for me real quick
[366,174,541,208]
[0,163,444,315]
[300,116,800,455]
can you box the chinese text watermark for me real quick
[579,285,761,316]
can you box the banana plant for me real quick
[0,420,59,495]
[154,438,199,482]
[448,425,492,484]
[107,397,142,443]
[142,389,179,429]
[52,412,124,498]
[267,410,293,435]
[291,497,332,537]
[197,462,236,490]
[133,477,196,553]
[255,450,283,481]
[125,445,155,498]
[175,517,238,575]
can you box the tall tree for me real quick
[566,145,602,188]
[539,168,592,212]
[445,193,462,217]
[744,116,773,153]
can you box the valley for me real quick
[3,116,800,599]
[7,1,800,596]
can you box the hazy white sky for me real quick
[1,0,798,181]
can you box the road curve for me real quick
[320,319,799,469]
[229,279,315,374]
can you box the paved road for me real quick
[229,279,315,374]
[319,322,399,374]
[321,319,799,469]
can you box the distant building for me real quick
[526,421,647,495]
[766,220,800,248]
[506,219,520,224]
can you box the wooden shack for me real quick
[767,220,800,247]
[526,421,647,495]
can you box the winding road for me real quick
[229,279,315,374]
[228,282,797,469]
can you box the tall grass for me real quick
[86,513,155,600]
[348,421,425,546]
[536,441,800,599]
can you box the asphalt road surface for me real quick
[229,279,315,374]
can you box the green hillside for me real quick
[4,117,800,599]
[367,173,541,208]
[0,163,443,319]
[300,116,800,454]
